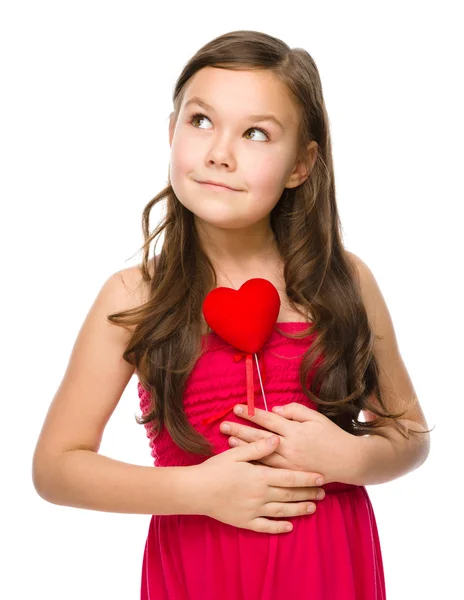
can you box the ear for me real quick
[285,141,319,188]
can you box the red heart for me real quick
[202,278,280,354]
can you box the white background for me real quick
[2,1,462,598]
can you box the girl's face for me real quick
[168,67,312,231]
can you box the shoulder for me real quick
[103,256,157,328]
[346,251,429,426]
[345,250,370,281]
[345,250,385,331]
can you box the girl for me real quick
[32,30,431,599]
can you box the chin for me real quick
[198,212,263,230]
[197,215,246,229]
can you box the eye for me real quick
[189,112,270,142]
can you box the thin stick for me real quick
[254,352,268,411]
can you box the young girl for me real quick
[32,30,431,600]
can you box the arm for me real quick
[32,266,204,516]
[220,253,432,487]
[347,252,431,486]
[34,450,204,515]
[349,419,431,486]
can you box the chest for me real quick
[210,273,312,325]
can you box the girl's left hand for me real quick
[219,403,361,485]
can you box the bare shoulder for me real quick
[114,261,153,321]
[345,250,366,279]
[345,250,383,330]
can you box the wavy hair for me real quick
[108,30,429,456]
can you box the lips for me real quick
[197,180,240,191]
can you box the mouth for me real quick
[196,180,241,192]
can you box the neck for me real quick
[195,216,279,268]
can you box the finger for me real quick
[269,486,326,503]
[265,467,324,488]
[233,405,290,436]
[261,501,317,518]
[229,440,287,468]
[232,435,281,463]
[229,438,284,463]
[221,421,271,443]
[272,402,320,423]
[252,454,290,469]
[228,437,246,447]
[249,517,294,534]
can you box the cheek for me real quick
[170,142,193,180]
[169,143,196,201]
[247,157,287,195]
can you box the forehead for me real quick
[181,67,299,127]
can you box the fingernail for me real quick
[234,406,243,415]
[274,406,283,412]
[316,477,324,485]
[220,424,231,433]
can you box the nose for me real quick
[208,157,230,168]
[205,135,236,169]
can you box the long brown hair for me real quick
[108,30,429,457]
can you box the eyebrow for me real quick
[184,96,284,131]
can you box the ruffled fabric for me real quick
[138,322,386,599]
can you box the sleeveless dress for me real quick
[138,322,386,600]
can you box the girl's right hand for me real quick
[194,435,325,534]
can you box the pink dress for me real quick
[138,322,386,599]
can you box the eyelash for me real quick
[188,112,271,141]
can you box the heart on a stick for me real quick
[202,278,280,418]
[202,278,281,353]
